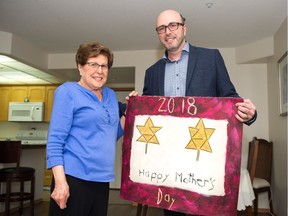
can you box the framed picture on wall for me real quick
[278,51,287,116]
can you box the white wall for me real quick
[219,48,269,168]
[48,50,164,94]
[267,18,287,216]
[0,31,48,70]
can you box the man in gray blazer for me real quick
[142,9,257,216]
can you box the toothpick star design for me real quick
[136,117,162,154]
[186,118,215,161]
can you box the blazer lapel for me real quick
[185,45,198,94]
[157,60,166,96]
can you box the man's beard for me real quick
[163,37,185,52]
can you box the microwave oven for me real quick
[8,102,45,122]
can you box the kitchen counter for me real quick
[21,144,46,149]
[0,139,46,149]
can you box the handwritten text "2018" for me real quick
[157,97,197,116]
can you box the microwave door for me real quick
[9,107,34,121]
[31,106,38,121]
[30,106,34,121]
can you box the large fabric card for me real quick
[120,96,243,215]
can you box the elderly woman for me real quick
[46,41,136,216]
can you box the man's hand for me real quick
[235,99,256,123]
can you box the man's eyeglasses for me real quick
[86,62,108,71]
[156,22,184,34]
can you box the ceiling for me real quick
[0,0,286,85]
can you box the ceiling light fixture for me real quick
[0,54,61,84]
[206,0,214,8]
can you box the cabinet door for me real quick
[44,86,58,122]
[10,86,28,102]
[0,86,11,121]
[28,86,46,102]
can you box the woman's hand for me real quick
[51,165,70,209]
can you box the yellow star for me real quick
[186,118,215,161]
[136,117,162,154]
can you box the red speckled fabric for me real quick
[120,96,243,216]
